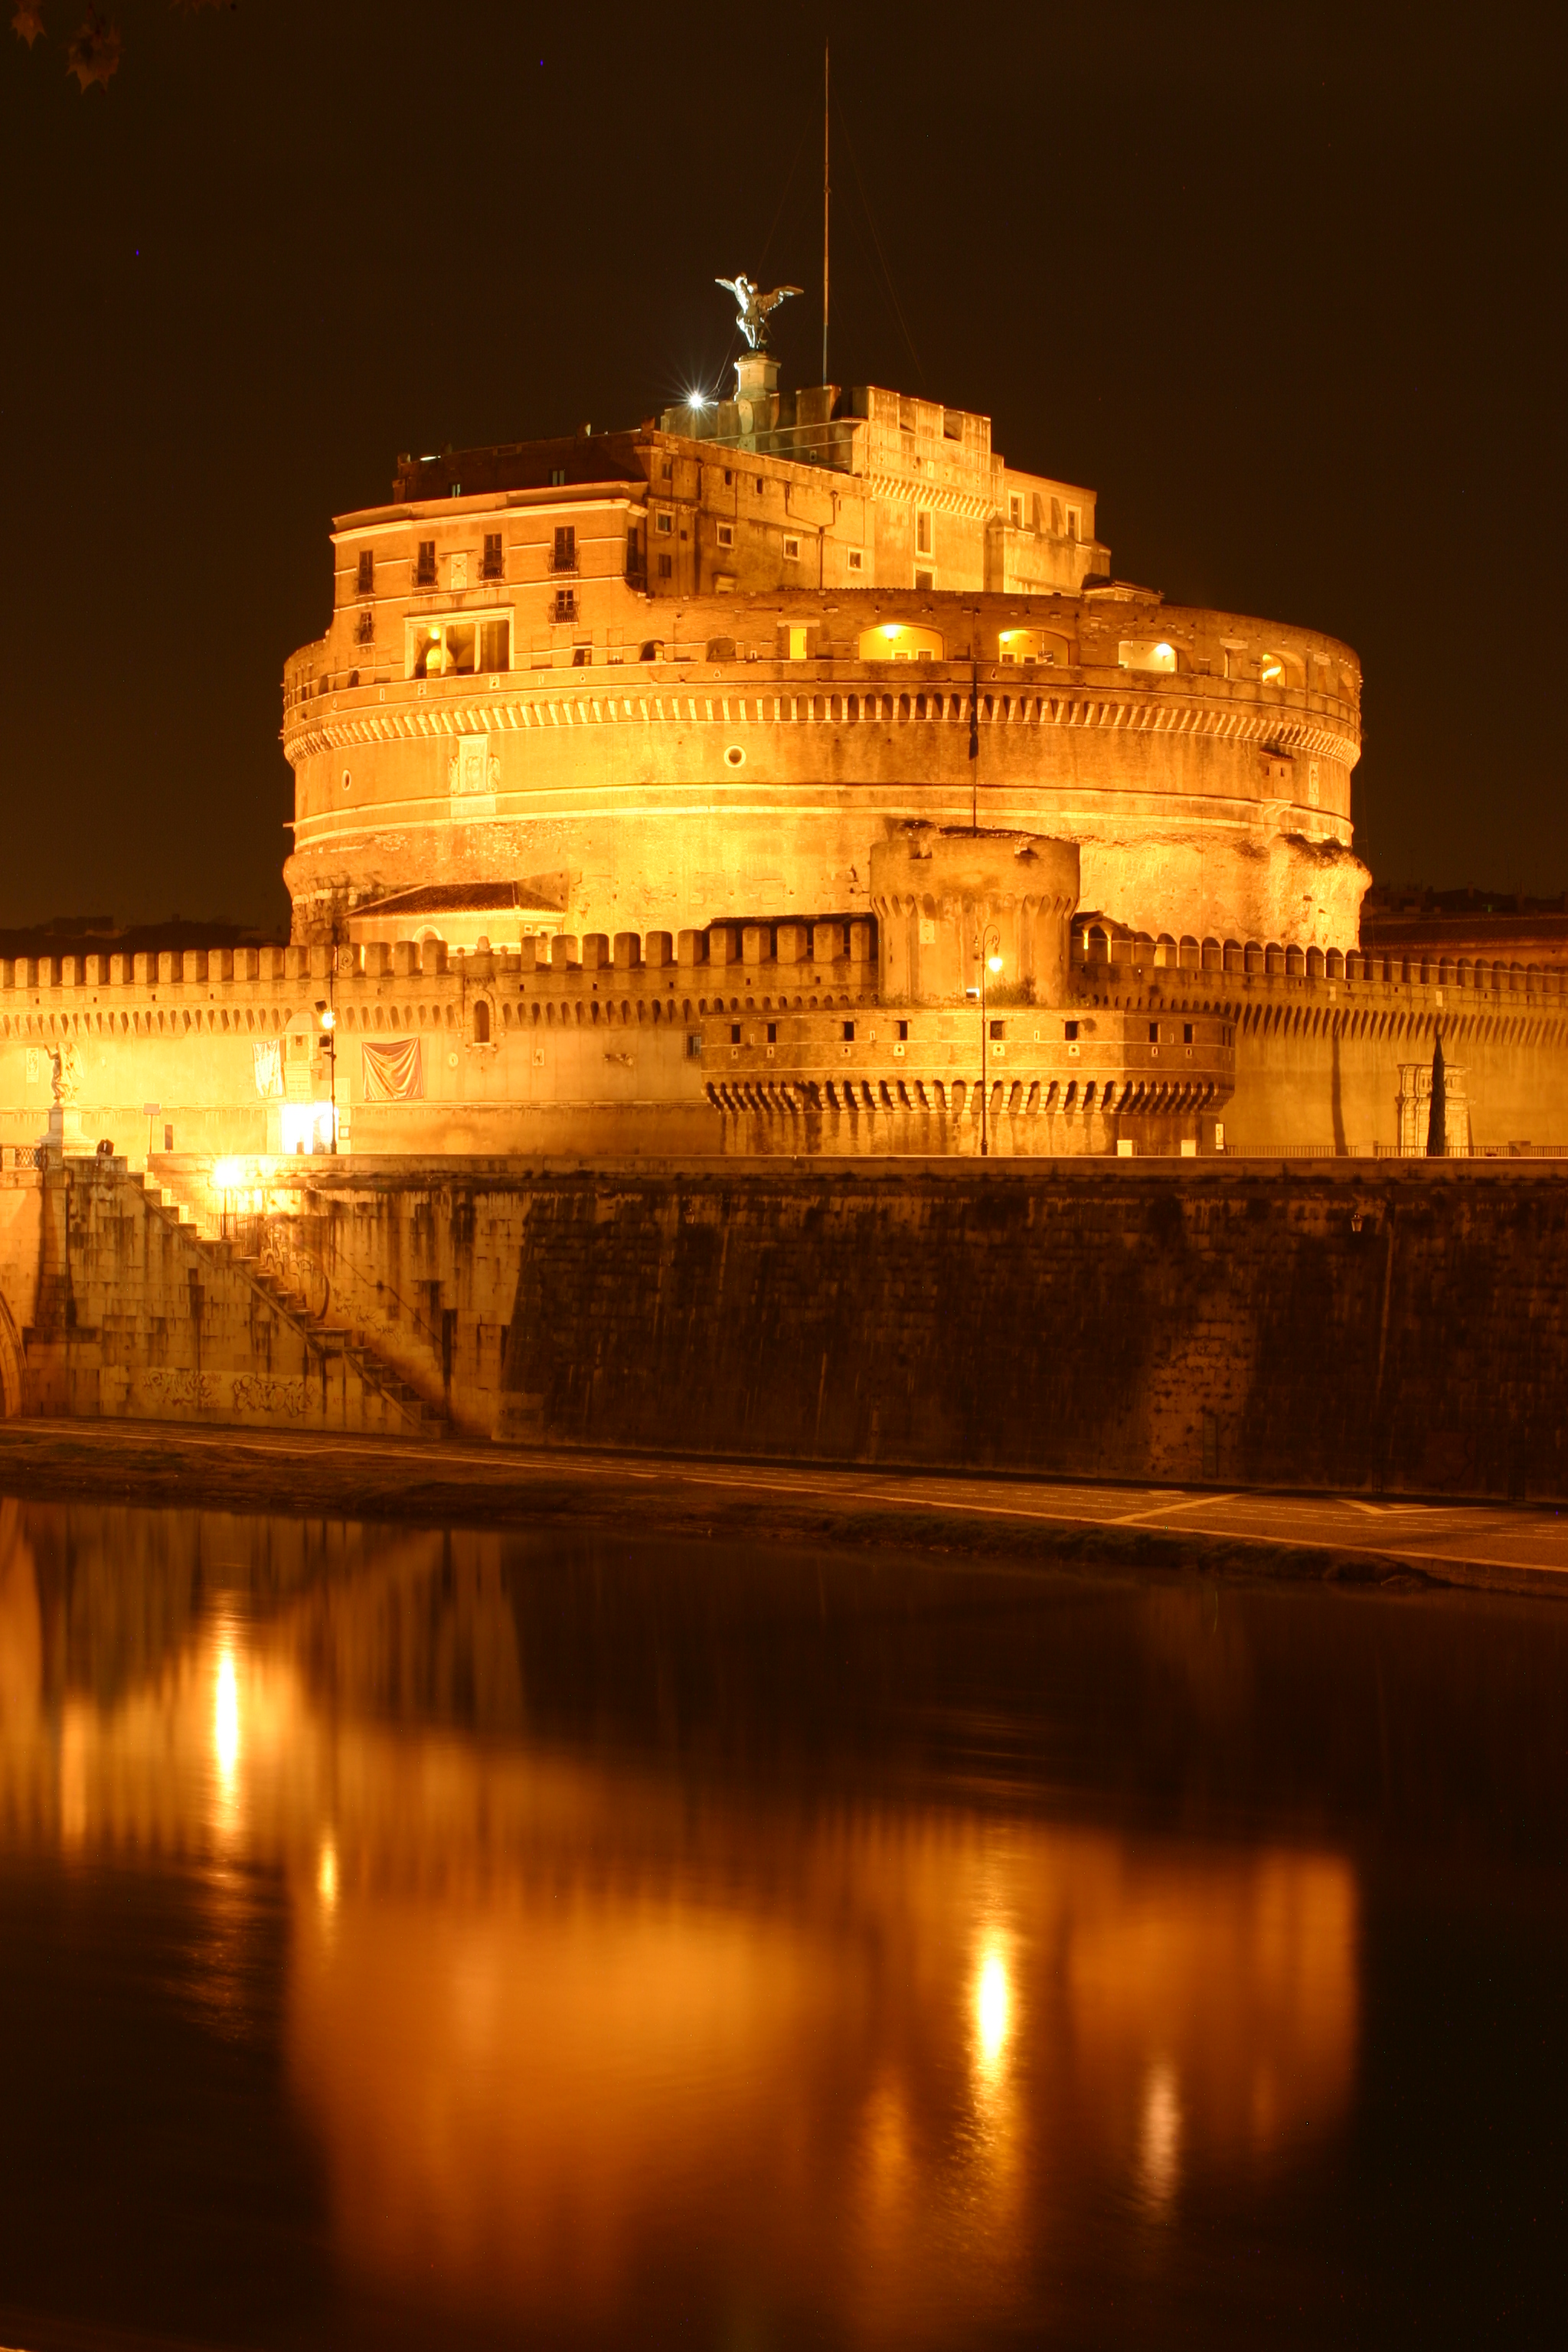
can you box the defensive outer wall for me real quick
[5,1153,1568,1506]
[5,924,1568,1165]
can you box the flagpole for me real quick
[822,40,830,384]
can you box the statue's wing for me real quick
[716,277,742,302]
[759,284,803,314]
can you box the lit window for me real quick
[859,622,944,662]
[783,534,801,560]
[406,613,511,679]
[410,619,475,678]
[550,467,567,487]
[1118,639,1178,675]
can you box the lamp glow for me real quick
[214,1644,239,1786]
[987,953,1004,975]
[211,1157,245,1191]
[975,1948,1011,2070]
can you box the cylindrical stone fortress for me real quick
[282,384,1366,956]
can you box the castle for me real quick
[2,337,1564,1173]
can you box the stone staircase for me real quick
[118,1165,444,1439]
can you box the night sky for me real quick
[2,0,1562,933]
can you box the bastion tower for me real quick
[281,324,1367,961]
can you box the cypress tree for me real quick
[1426,1031,1447,1155]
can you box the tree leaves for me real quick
[11,2,237,92]
[66,8,119,89]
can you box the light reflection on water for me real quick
[0,1497,1560,2347]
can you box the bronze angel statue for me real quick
[717,273,802,352]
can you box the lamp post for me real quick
[979,922,1002,1158]
[314,998,338,1153]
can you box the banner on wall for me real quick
[361,1037,424,1102]
[252,1038,283,1098]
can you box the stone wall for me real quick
[15,923,1568,1167]
[102,1156,1568,1503]
[12,1159,433,1436]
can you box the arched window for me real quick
[473,999,490,1044]
[998,628,1070,666]
[859,622,944,662]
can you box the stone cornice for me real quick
[859,472,995,521]
[284,676,1361,771]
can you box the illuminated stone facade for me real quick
[282,379,1367,961]
[5,366,1564,1195]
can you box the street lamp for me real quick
[314,998,338,1152]
[979,923,1003,1158]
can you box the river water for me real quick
[0,1498,1563,2349]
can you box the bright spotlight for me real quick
[211,1157,245,1192]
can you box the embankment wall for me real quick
[93,1156,1568,1501]
[9,1161,430,1435]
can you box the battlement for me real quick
[1072,925,1568,1004]
[0,920,880,1016]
